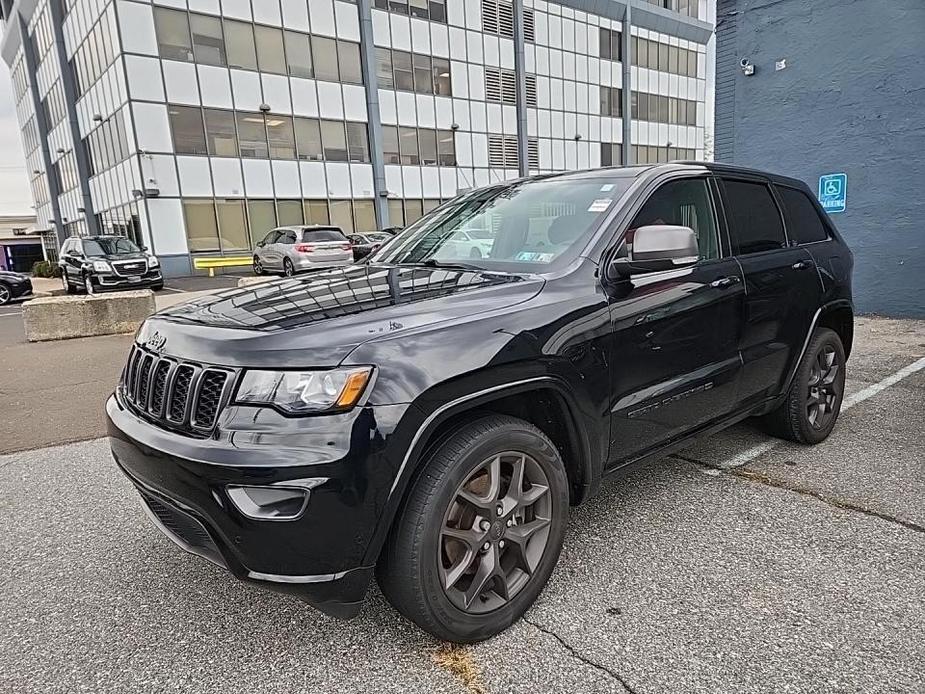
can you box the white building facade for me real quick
[1,0,713,277]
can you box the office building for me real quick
[1,0,712,276]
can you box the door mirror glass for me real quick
[609,225,699,278]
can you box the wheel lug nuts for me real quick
[482,542,491,551]
[499,540,505,549]
[480,520,490,531]
[506,519,513,527]
[496,506,504,516]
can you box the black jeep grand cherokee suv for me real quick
[108,163,854,642]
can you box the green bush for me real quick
[31,260,61,278]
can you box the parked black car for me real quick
[0,270,33,306]
[59,236,163,294]
[108,163,854,643]
[348,232,394,261]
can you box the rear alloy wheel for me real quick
[0,283,10,306]
[762,327,846,444]
[378,415,569,643]
[283,259,295,277]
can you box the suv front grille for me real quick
[121,345,235,434]
[113,260,147,276]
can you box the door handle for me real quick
[792,260,815,270]
[710,275,742,289]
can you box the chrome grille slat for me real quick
[119,346,235,435]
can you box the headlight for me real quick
[92,260,111,273]
[148,256,160,268]
[235,367,373,414]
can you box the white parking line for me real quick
[716,356,925,470]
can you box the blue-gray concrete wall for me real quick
[714,0,925,317]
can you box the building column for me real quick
[46,0,98,235]
[513,0,530,177]
[357,0,391,228]
[17,12,65,246]
[622,1,633,165]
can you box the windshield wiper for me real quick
[404,259,486,272]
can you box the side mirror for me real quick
[609,225,699,279]
[256,241,265,248]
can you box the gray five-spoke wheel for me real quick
[439,451,552,614]
[0,284,10,305]
[807,345,839,429]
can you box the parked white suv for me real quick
[253,226,354,277]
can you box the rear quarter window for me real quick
[777,186,831,244]
[302,229,347,242]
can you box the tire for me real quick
[151,282,164,291]
[761,327,846,444]
[83,274,95,295]
[469,247,483,259]
[0,282,10,306]
[283,259,295,277]
[61,273,76,295]
[378,414,569,643]
[253,256,264,275]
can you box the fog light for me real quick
[226,484,318,521]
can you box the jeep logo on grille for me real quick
[145,331,167,353]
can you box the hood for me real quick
[96,251,149,261]
[139,264,544,367]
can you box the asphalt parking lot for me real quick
[1,316,923,693]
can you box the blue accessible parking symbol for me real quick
[818,173,847,213]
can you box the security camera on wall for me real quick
[739,58,755,76]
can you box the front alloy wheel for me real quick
[83,274,95,295]
[440,452,552,613]
[0,283,10,306]
[378,415,569,643]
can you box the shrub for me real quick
[31,260,62,278]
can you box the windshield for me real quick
[83,237,141,255]
[370,177,633,272]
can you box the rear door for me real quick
[607,175,746,464]
[718,176,824,405]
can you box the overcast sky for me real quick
[0,63,32,216]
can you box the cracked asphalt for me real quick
[1,316,923,693]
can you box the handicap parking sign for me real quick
[818,173,847,213]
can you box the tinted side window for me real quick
[722,179,786,255]
[630,178,719,261]
[280,231,297,245]
[777,186,830,244]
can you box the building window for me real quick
[600,28,622,61]
[633,35,700,78]
[204,109,238,157]
[345,122,371,163]
[216,200,249,251]
[295,118,324,161]
[285,31,313,78]
[388,198,445,227]
[85,109,130,175]
[70,6,117,97]
[378,48,451,96]
[337,41,363,84]
[600,143,623,167]
[488,135,538,169]
[277,200,304,227]
[382,126,455,167]
[600,87,623,118]
[643,0,700,18]
[373,0,447,24]
[183,199,220,252]
[236,112,270,158]
[225,20,258,70]
[247,200,277,246]
[631,91,698,126]
[255,25,287,75]
[154,7,193,61]
[266,115,297,160]
[169,105,207,155]
[631,145,696,164]
[190,14,225,66]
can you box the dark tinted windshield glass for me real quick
[777,186,830,244]
[83,237,142,256]
[722,179,786,255]
[371,177,634,271]
[302,228,346,242]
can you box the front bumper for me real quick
[9,279,33,299]
[107,392,410,618]
[94,270,162,290]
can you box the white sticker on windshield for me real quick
[600,184,615,192]
[588,199,612,213]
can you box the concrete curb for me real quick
[22,290,155,342]
[237,276,275,288]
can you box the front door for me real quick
[606,176,745,467]
[718,177,824,405]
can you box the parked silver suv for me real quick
[253,226,353,276]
